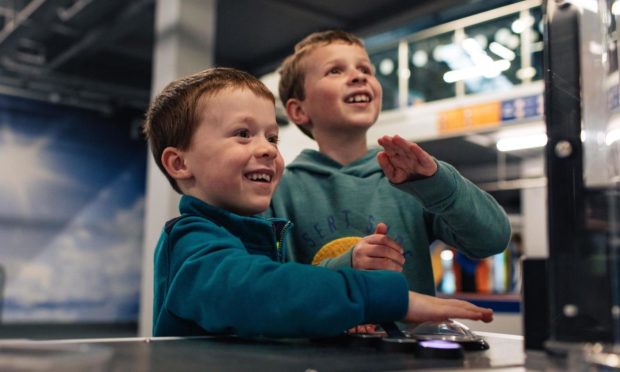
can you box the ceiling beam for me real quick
[267,0,347,24]
[0,62,149,110]
[44,0,153,71]
[0,0,50,49]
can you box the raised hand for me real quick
[377,135,437,184]
[352,222,405,271]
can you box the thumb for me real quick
[374,222,388,235]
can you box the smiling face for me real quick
[296,42,382,137]
[180,88,283,216]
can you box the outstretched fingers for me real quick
[377,135,437,182]
[442,299,494,323]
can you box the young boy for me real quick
[269,30,512,296]
[143,67,493,338]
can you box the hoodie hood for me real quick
[286,148,382,178]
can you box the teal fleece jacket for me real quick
[153,195,408,338]
[267,149,511,295]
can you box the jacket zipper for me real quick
[275,221,292,262]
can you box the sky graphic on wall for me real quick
[0,94,146,322]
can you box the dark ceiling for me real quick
[0,0,518,114]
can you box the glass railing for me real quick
[367,0,543,111]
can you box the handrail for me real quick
[367,0,542,54]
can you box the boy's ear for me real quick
[161,147,192,180]
[285,98,310,126]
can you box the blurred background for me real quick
[0,0,545,338]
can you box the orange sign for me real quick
[438,101,501,135]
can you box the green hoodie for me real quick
[267,148,511,295]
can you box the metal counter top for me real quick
[0,331,538,371]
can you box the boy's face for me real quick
[182,88,283,216]
[298,42,382,135]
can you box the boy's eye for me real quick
[327,67,341,75]
[360,66,372,74]
[236,129,251,138]
[268,135,279,145]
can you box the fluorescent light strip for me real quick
[496,133,547,152]
[613,0,620,15]
[489,41,516,61]
[606,128,620,145]
[443,59,511,83]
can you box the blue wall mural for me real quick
[0,94,146,322]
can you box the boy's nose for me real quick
[350,71,367,84]
[255,140,278,159]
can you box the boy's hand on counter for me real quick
[402,292,494,324]
[377,135,438,184]
[346,324,377,334]
[352,222,405,271]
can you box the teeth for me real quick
[247,173,272,182]
[346,94,370,103]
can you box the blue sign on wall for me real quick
[501,94,543,122]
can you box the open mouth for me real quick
[245,172,272,183]
[345,93,371,103]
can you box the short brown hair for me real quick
[143,67,275,193]
[278,30,365,139]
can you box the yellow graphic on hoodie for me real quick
[311,236,362,265]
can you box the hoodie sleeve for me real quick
[315,247,355,269]
[393,160,511,258]
[161,217,408,338]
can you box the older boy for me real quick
[270,30,511,295]
[143,67,493,338]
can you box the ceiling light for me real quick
[517,67,536,80]
[606,128,620,145]
[440,249,454,261]
[443,59,510,83]
[511,15,535,34]
[613,0,620,15]
[379,58,394,75]
[432,45,446,62]
[399,68,411,79]
[511,19,526,34]
[489,41,516,61]
[496,133,547,152]
[494,28,512,45]
[412,50,428,67]
[505,35,520,49]
[474,34,488,49]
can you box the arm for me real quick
[351,288,494,334]
[377,135,511,258]
[162,217,409,338]
[316,223,406,271]
[160,217,492,338]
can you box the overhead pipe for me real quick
[44,0,153,72]
[56,0,93,22]
[0,0,48,46]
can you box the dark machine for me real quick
[524,0,620,360]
